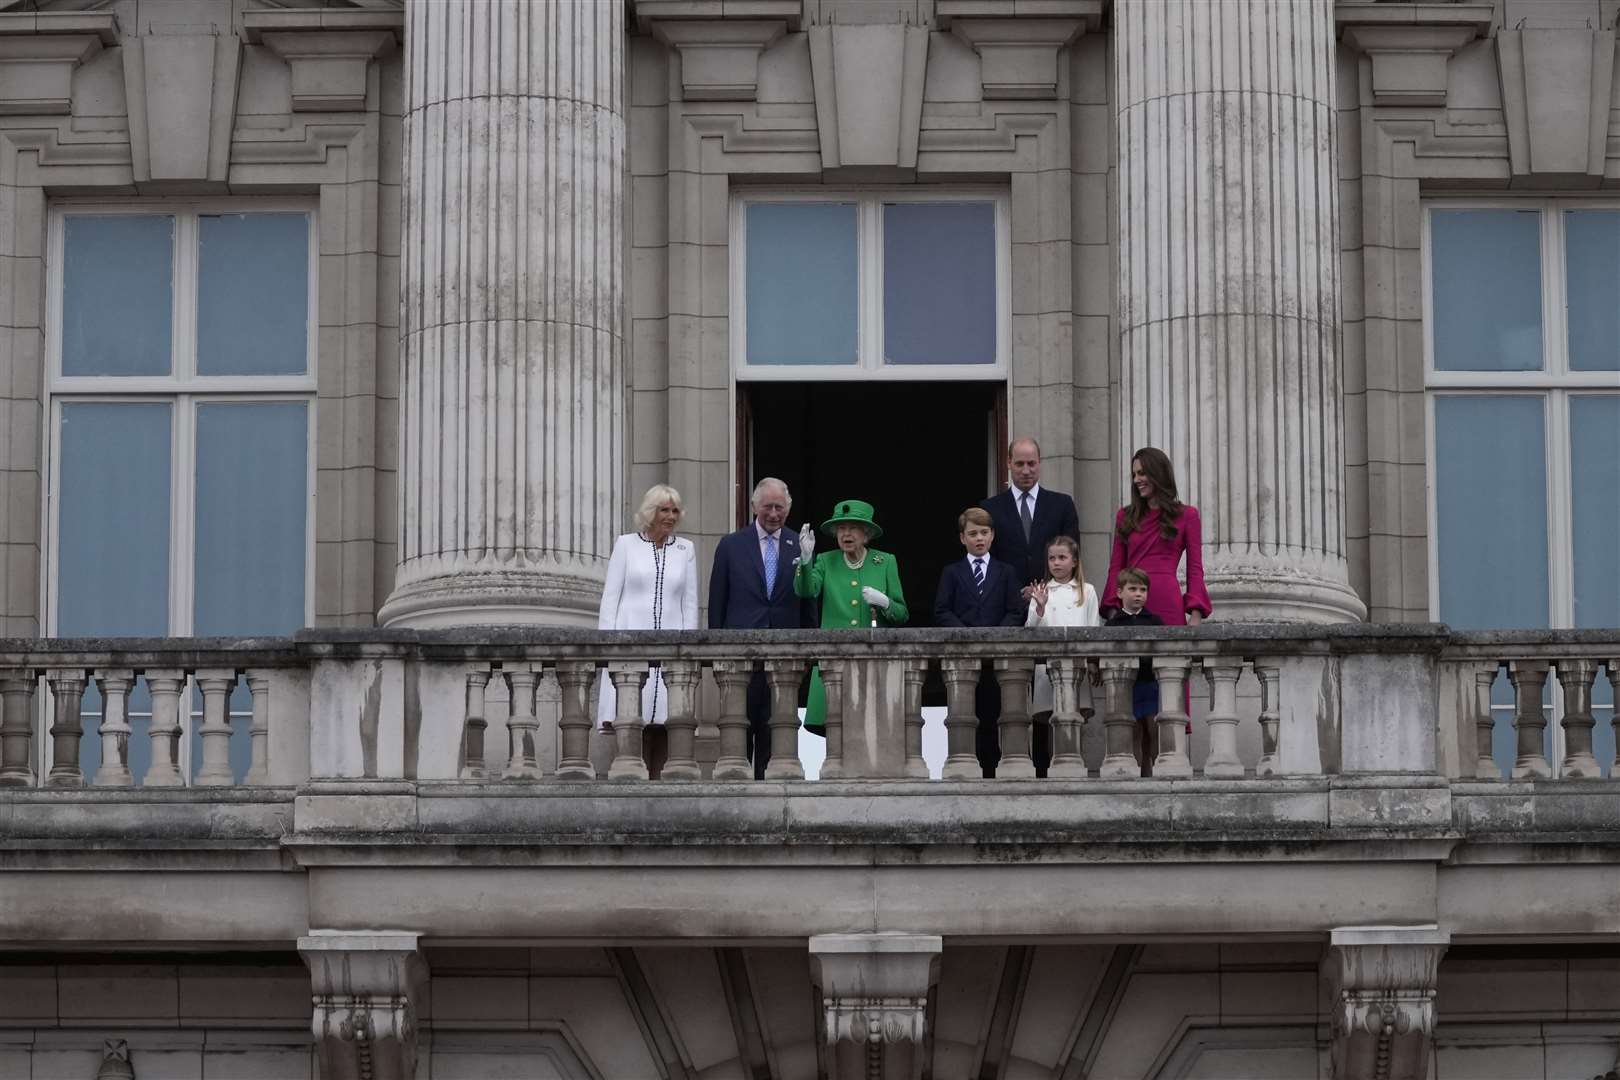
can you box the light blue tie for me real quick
[763,534,778,596]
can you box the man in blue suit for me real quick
[980,436,1082,595]
[935,507,1025,776]
[708,477,813,778]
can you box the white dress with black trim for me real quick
[595,532,699,727]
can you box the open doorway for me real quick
[741,381,1006,629]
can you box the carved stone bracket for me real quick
[300,930,428,1080]
[637,0,800,102]
[1336,3,1493,107]
[810,932,941,1078]
[937,0,1100,100]
[0,12,117,117]
[1326,925,1449,1080]
[808,22,930,170]
[243,10,400,113]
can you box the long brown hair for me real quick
[1119,447,1184,540]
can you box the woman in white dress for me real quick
[1026,535,1100,774]
[597,484,699,740]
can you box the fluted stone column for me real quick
[1116,0,1365,623]
[380,0,625,627]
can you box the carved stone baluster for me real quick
[1556,659,1600,779]
[243,672,272,785]
[1152,657,1193,779]
[504,667,543,780]
[194,668,238,786]
[711,661,753,781]
[660,661,702,781]
[0,673,37,786]
[902,659,929,780]
[1098,659,1142,779]
[45,669,88,788]
[607,666,650,781]
[1472,662,1501,779]
[1508,660,1552,779]
[940,658,982,780]
[460,669,491,780]
[1046,657,1087,779]
[763,660,807,781]
[993,660,1036,779]
[92,670,135,787]
[818,660,846,781]
[554,661,596,780]
[142,671,185,787]
[1609,660,1620,776]
[1201,659,1245,779]
[1255,663,1282,778]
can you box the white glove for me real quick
[798,523,816,563]
[861,586,890,610]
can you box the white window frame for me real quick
[40,199,319,638]
[729,187,1012,381]
[1421,198,1620,775]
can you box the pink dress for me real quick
[1100,506,1212,624]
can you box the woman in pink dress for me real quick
[1101,447,1211,625]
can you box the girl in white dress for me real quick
[596,484,699,731]
[1026,534,1101,726]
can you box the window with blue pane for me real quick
[50,206,314,786]
[883,202,997,365]
[745,203,858,366]
[1429,209,1543,372]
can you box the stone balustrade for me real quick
[0,627,1614,790]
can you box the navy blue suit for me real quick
[708,524,813,777]
[980,486,1081,588]
[935,555,1024,776]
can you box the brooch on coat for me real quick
[872,554,885,565]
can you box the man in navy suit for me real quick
[935,507,1025,776]
[980,437,1082,596]
[708,477,813,778]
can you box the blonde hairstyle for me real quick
[634,484,684,531]
[958,506,993,532]
[1045,534,1085,590]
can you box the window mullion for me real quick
[863,196,881,371]
[171,393,196,637]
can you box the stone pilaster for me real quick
[300,931,427,1080]
[1326,926,1448,1080]
[1115,0,1365,623]
[381,0,625,628]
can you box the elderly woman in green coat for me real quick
[794,499,909,733]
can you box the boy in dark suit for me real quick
[708,478,814,778]
[1103,566,1164,774]
[935,507,1025,776]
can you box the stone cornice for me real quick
[0,12,118,117]
[242,9,399,113]
[1337,3,1494,108]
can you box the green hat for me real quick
[820,499,883,540]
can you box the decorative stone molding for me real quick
[636,0,798,102]
[810,932,941,1078]
[1497,26,1617,180]
[936,0,1099,99]
[808,22,929,169]
[0,12,117,117]
[300,931,427,1080]
[1326,926,1449,1080]
[243,9,399,113]
[122,31,241,182]
[1336,4,1493,107]
[96,1039,134,1080]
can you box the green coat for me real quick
[794,549,909,732]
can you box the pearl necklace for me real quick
[842,550,866,571]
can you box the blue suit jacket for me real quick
[980,486,1081,588]
[708,525,813,630]
[934,556,1025,628]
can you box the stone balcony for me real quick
[1,626,1616,951]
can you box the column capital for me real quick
[1326,926,1449,1080]
[299,930,428,1080]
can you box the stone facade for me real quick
[0,1,1617,1078]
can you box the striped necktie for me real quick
[972,557,986,593]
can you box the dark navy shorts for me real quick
[1132,679,1160,720]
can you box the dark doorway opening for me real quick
[742,381,1005,630]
